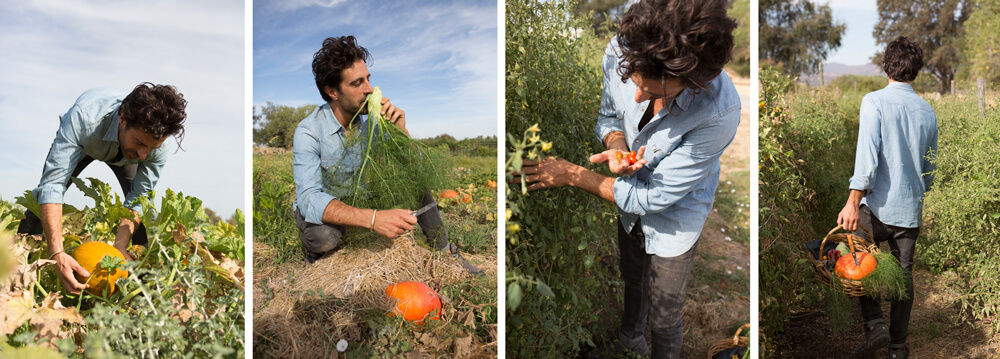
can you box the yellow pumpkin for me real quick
[72,242,128,296]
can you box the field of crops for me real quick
[0,178,245,358]
[760,68,1000,357]
[251,148,498,358]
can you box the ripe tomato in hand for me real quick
[616,151,624,164]
[627,151,637,165]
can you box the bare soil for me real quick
[780,262,1000,358]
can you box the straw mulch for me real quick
[253,232,496,359]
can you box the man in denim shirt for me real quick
[292,36,480,274]
[17,83,187,294]
[519,1,740,357]
[837,36,937,359]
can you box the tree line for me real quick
[762,0,998,93]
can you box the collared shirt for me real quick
[849,82,937,228]
[33,88,169,212]
[293,103,375,224]
[594,40,741,258]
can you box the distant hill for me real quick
[800,62,883,86]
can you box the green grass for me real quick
[252,149,498,358]
[715,170,752,247]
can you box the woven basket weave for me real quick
[706,323,750,359]
[805,225,879,297]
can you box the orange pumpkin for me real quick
[834,252,877,280]
[384,281,441,324]
[72,242,129,296]
[439,190,460,202]
[460,194,472,203]
[487,180,497,189]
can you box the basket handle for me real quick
[731,323,750,346]
[819,224,873,256]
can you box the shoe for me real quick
[888,344,908,359]
[855,320,890,359]
[441,243,483,276]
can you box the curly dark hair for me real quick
[313,36,372,102]
[616,0,736,90]
[882,36,924,83]
[120,82,187,145]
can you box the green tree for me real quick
[729,0,751,77]
[962,0,1000,84]
[253,102,318,149]
[871,0,972,94]
[572,0,628,38]
[760,0,846,76]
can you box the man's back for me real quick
[850,82,938,228]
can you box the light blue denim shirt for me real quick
[293,103,375,224]
[33,88,169,212]
[849,82,937,228]
[594,40,741,258]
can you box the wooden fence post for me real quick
[951,80,956,96]
[978,78,986,115]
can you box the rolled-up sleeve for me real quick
[33,108,88,205]
[613,110,738,215]
[849,95,882,192]
[595,43,623,145]
[293,124,335,224]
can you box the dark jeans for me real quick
[294,192,447,262]
[855,205,917,345]
[618,218,699,359]
[17,155,148,246]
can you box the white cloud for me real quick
[0,0,245,215]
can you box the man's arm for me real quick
[293,119,416,239]
[113,210,140,260]
[321,199,417,239]
[841,95,882,232]
[517,157,616,203]
[40,203,91,295]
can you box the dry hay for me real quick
[254,232,492,359]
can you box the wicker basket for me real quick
[706,323,750,359]
[805,225,879,297]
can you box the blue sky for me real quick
[0,0,245,217]
[825,0,880,66]
[253,0,498,140]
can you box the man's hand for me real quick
[372,208,418,239]
[52,252,90,295]
[590,146,647,176]
[113,243,137,261]
[513,157,581,191]
[113,210,140,260]
[379,96,408,136]
[837,189,866,232]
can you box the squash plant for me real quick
[3,178,244,358]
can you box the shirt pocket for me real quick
[320,144,363,198]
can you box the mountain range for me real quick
[800,62,883,86]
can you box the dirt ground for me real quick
[781,263,1000,358]
[253,228,498,358]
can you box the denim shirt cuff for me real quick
[594,116,622,146]
[848,176,871,192]
[34,185,65,205]
[303,192,336,225]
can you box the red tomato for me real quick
[627,151,637,165]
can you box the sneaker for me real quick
[855,320,890,359]
[441,243,483,276]
[888,344,908,359]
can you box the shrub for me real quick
[505,0,620,356]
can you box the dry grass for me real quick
[253,232,496,358]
